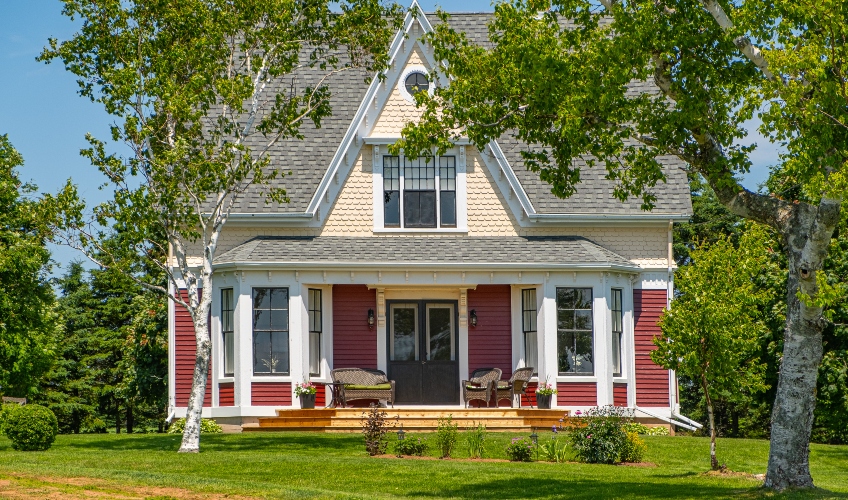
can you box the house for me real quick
[168,6,693,427]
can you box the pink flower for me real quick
[575,410,582,416]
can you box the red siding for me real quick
[557,382,597,406]
[219,382,235,406]
[252,382,292,406]
[613,383,628,407]
[313,383,326,407]
[468,285,513,379]
[521,382,538,407]
[634,289,670,406]
[174,291,211,407]
[333,285,377,369]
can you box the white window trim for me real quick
[372,144,468,232]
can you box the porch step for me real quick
[251,408,570,432]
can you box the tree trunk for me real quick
[126,403,134,434]
[764,258,823,489]
[178,288,212,453]
[702,376,719,470]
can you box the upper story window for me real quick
[383,155,456,229]
[405,72,429,94]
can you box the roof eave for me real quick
[213,261,641,272]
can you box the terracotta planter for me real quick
[536,393,552,409]
[299,393,316,409]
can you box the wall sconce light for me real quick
[368,308,375,329]
[469,309,478,328]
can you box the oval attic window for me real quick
[404,72,429,94]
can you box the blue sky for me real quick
[0,1,778,275]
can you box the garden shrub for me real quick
[0,403,19,434]
[394,436,428,456]
[505,437,533,462]
[436,415,458,458]
[645,426,670,436]
[4,404,59,451]
[465,423,486,459]
[167,418,223,435]
[620,431,647,463]
[82,416,108,434]
[566,405,633,464]
[623,422,670,436]
[360,404,395,456]
[539,437,568,463]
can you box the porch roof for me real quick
[213,235,637,270]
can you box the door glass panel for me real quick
[427,305,454,361]
[391,304,418,361]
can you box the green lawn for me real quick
[0,432,846,499]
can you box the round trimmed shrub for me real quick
[167,417,223,434]
[4,404,59,451]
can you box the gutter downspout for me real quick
[672,412,704,429]
[667,219,679,414]
[635,406,697,432]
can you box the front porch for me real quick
[244,407,571,433]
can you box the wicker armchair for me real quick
[495,367,535,408]
[331,368,396,407]
[462,368,502,408]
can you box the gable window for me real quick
[405,72,429,94]
[252,288,289,375]
[522,288,538,375]
[308,289,322,377]
[611,288,623,377]
[221,289,234,377]
[383,155,456,229]
[557,287,594,375]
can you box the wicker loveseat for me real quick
[331,368,396,408]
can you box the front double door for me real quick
[388,301,459,404]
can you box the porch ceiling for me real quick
[213,235,637,270]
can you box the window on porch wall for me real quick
[252,288,290,375]
[556,287,594,375]
[611,288,623,377]
[308,289,322,377]
[222,288,234,377]
[522,289,538,375]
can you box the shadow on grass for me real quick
[406,477,848,500]
[60,432,363,453]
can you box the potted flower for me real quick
[535,382,557,409]
[294,381,318,409]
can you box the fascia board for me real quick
[213,261,641,272]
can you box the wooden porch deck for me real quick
[244,407,571,432]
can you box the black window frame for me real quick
[382,154,457,229]
[556,287,595,375]
[221,288,235,377]
[522,288,538,376]
[404,71,429,94]
[252,287,290,376]
[611,288,623,378]
[308,288,323,377]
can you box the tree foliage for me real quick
[397,0,847,488]
[41,0,405,452]
[0,135,60,398]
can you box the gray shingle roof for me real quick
[214,235,635,268]
[227,12,691,217]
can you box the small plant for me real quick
[361,404,395,456]
[620,431,647,463]
[623,422,670,436]
[465,423,487,459]
[435,415,458,458]
[4,404,59,451]
[505,437,533,462]
[294,382,317,396]
[81,416,108,434]
[167,418,223,434]
[539,427,569,463]
[535,382,557,396]
[394,436,428,456]
[566,405,634,464]
[645,426,670,436]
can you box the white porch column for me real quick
[235,273,252,408]
[290,282,306,408]
[595,272,613,406]
[541,279,557,405]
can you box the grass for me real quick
[0,431,846,499]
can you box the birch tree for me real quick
[396,0,847,489]
[41,0,403,453]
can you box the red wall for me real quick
[468,285,513,380]
[219,382,235,406]
[634,289,670,406]
[252,382,292,406]
[557,382,597,406]
[314,383,326,407]
[174,291,211,407]
[333,285,377,369]
[613,383,628,407]
[521,382,538,407]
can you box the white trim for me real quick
[167,281,176,414]
[556,376,598,383]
